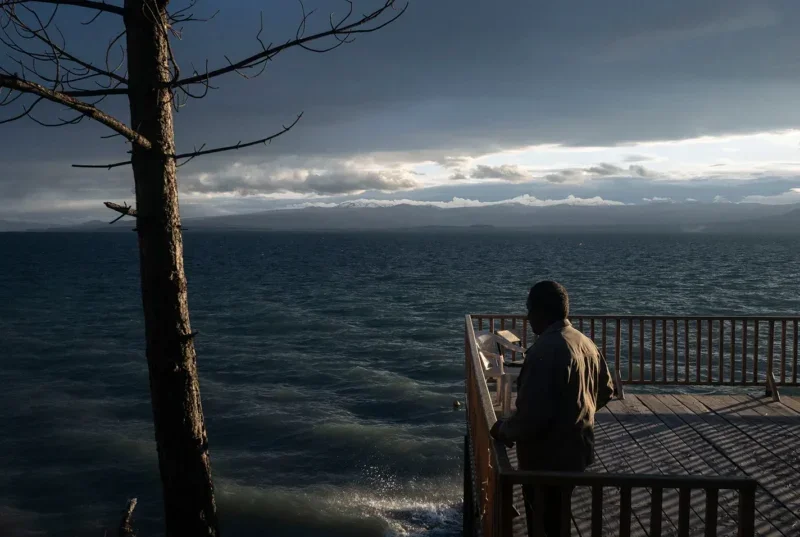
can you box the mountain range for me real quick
[3,201,800,234]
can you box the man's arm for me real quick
[497,347,565,444]
[596,351,615,411]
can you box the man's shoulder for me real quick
[563,325,594,343]
[539,324,584,345]
[550,325,599,357]
[530,329,572,360]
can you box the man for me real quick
[490,281,615,536]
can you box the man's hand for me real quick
[490,419,514,449]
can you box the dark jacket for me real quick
[498,319,615,471]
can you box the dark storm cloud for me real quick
[544,169,584,184]
[450,162,657,184]
[158,0,800,156]
[585,163,624,176]
[437,156,471,169]
[182,167,420,196]
[303,171,420,194]
[469,164,528,181]
[628,164,659,178]
[4,0,800,214]
[623,154,655,163]
[542,163,658,183]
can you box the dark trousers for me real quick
[522,485,573,537]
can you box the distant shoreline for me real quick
[4,227,800,236]
[3,202,799,234]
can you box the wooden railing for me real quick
[471,314,800,388]
[465,314,504,537]
[464,314,760,537]
[501,471,756,537]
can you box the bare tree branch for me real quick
[0,73,150,146]
[72,158,131,169]
[173,113,302,159]
[61,87,126,96]
[0,92,39,123]
[3,5,128,85]
[171,0,407,88]
[1,1,129,98]
[168,0,218,26]
[73,112,303,169]
[175,142,204,167]
[104,201,137,223]
[1,1,125,17]
[80,5,104,25]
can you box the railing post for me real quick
[495,472,514,537]
[766,320,775,397]
[754,320,760,383]
[559,487,572,537]
[620,487,632,537]
[650,486,663,537]
[705,488,718,537]
[678,487,690,537]
[500,373,512,417]
[591,485,602,537]
[738,484,756,537]
[533,486,546,537]
[464,433,475,537]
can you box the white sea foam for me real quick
[215,476,462,537]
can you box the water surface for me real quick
[0,231,797,536]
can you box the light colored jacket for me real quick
[498,319,615,471]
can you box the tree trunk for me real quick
[124,1,219,536]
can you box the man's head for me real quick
[526,280,569,335]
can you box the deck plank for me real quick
[733,395,800,471]
[697,395,800,515]
[776,395,800,415]
[506,403,648,537]
[644,394,785,537]
[671,394,800,535]
[607,396,708,537]
[612,395,733,537]
[588,411,649,537]
[500,392,800,537]
[507,420,626,537]
[596,402,675,536]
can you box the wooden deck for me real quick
[504,393,800,537]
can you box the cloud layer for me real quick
[286,194,625,210]
[184,165,422,196]
[3,1,800,220]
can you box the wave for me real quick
[341,367,456,405]
[309,420,459,460]
[0,504,49,537]
[215,476,461,537]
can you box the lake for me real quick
[0,231,797,536]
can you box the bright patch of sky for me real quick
[406,130,800,187]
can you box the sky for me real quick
[3,0,800,223]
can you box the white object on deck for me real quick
[494,330,527,355]
[474,331,520,416]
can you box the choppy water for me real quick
[0,231,798,537]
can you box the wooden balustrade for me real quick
[465,315,502,537]
[470,314,800,387]
[499,471,756,537]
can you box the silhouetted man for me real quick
[490,281,615,536]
